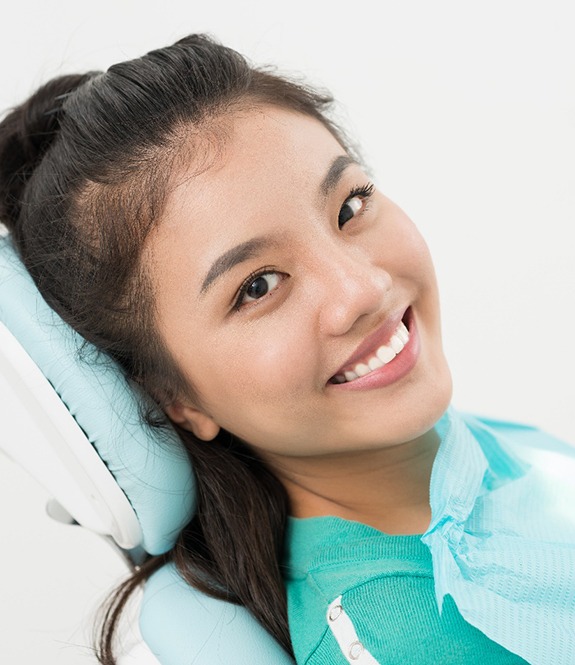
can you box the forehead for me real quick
[163,105,346,227]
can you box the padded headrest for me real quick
[0,235,195,554]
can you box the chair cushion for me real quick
[0,235,195,554]
[140,563,295,664]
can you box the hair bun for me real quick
[0,73,95,230]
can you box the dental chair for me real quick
[0,233,294,665]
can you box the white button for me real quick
[328,604,343,621]
[349,641,364,660]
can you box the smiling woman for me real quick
[153,106,450,475]
[1,33,574,665]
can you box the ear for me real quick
[164,402,221,441]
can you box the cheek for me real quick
[390,217,437,287]
[367,197,436,284]
[195,327,323,447]
[198,321,316,406]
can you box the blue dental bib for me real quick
[422,409,575,664]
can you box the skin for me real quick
[149,105,453,534]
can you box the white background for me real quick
[1,1,574,663]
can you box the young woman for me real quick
[0,34,573,665]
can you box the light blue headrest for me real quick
[140,563,295,664]
[0,235,195,554]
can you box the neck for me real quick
[271,428,440,535]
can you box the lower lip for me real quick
[328,310,420,391]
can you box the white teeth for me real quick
[333,318,411,385]
[389,334,404,354]
[396,322,409,344]
[368,356,384,371]
[376,345,396,363]
[354,363,371,377]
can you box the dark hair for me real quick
[0,34,351,663]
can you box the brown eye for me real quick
[338,195,363,228]
[240,272,281,305]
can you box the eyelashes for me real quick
[347,182,375,202]
[338,182,375,228]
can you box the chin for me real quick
[396,358,453,443]
[417,362,453,431]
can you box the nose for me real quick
[314,242,392,336]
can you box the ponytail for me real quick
[0,73,96,230]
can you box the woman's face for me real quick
[149,105,452,466]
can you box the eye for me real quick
[338,183,375,228]
[338,196,363,227]
[234,270,282,309]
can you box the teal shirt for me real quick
[283,410,575,664]
[284,516,528,664]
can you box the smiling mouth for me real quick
[328,313,411,385]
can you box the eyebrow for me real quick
[319,154,357,197]
[200,237,270,295]
[200,155,358,296]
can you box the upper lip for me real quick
[330,308,408,378]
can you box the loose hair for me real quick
[0,34,351,663]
